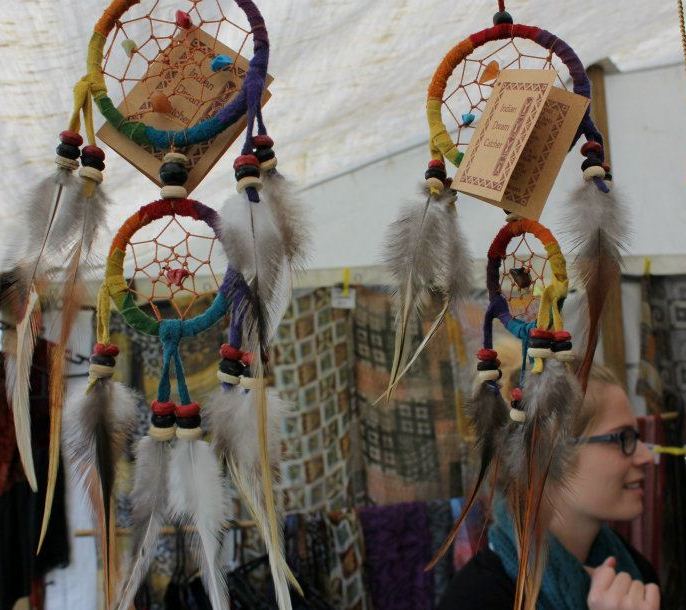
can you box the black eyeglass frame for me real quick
[571,428,641,457]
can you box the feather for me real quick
[562,181,628,389]
[115,437,170,610]
[39,180,109,551]
[426,380,508,570]
[169,438,229,610]
[380,186,472,401]
[261,170,311,270]
[8,288,41,491]
[205,384,301,604]
[63,379,138,606]
[221,192,291,347]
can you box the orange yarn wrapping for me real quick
[95,0,141,36]
[427,38,475,99]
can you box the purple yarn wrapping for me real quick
[358,502,434,610]
[535,28,604,153]
[483,295,512,349]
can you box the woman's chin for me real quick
[613,489,644,521]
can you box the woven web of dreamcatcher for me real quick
[442,36,570,154]
[499,234,550,322]
[102,0,251,121]
[126,215,226,321]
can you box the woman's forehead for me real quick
[587,382,636,432]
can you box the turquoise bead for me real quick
[211,55,234,72]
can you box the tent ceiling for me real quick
[1,1,682,274]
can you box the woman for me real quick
[438,365,660,610]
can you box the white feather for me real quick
[115,437,169,610]
[205,385,296,609]
[10,288,40,491]
[169,439,229,610]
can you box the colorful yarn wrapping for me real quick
[88,0,269,150]
[426,22,604,168]
[482,220,568,376]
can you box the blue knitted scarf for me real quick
[488,500,643,610]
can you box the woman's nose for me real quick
[632,440,653,466]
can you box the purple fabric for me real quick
[358,502,434,610]
[483,295,511,349]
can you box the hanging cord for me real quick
[678,0,686,74]
[498,0,506,12]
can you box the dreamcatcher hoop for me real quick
[88,0,268,150]
[426,21,604,169]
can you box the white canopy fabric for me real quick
[0,1,683,276]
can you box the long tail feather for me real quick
[382,187,472,399]
[169,439,229,610]
[9,288,41,491]
[64,380,138,607]
[39,182,108,550]
[562,181,628,388]
[115,437,169,610]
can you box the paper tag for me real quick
[97,28,273,194]
[331,287,356,309]
[453,69,589,220]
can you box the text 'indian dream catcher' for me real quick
[381,2,627,609]
[3,1,309,609]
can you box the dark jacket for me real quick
[437,543,659,610]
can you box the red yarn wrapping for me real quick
[152,400,176,416]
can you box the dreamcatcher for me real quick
[4,1,306,609]
[381,1,624,401]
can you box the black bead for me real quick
[255,147,275,163]
[528,337,552,349]
[493,10,513,25]
[159,162,188,186]
[220,358,245,377]
[234,165,260,181]
[581,157,603,171]
[551,340,573,353]
[511,400,523,410]
[81,155,106,171]
[90,354,116,367]
[151,413,176,428]
[56,143,81,160]
[424,168,447,181]
[477,360,499,371]
[176,415,201,429]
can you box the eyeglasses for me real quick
[572,428,641,457]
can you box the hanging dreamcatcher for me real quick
[4,1,307,609]
[381,1,624,402]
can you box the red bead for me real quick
[511,387,523,401]
[176,10,192,29]
[175,402,200,418]
[253,135,274,149]
[601,163,611,173]
[477,348,498,361]
[94,343,119,357]
[151,400,175,416]
[82,145,105,160]
[529,328,553,340]
[220,344,244,361]
[240,352,253,365]
[580,141,603,156]
[233,154,259,170]
[59,130,83,147]
[553,330,571,342]
[428,159,446,171]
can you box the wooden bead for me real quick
[425,177,444,192]
[176,427,203,441]
[79,166,103,183]
[216,370,240,385]
[476,369,501,383]
[555,350,576,362]
[583,165,606,181]
[161,185,188,199]
[527,347,553,359]
[55,156,79,171]
[509,408,526,423]
[236,175,262,193]
[88,363,115,379]
[259,157,278,171]
[163,152,188,166]
[149,425,176,442]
